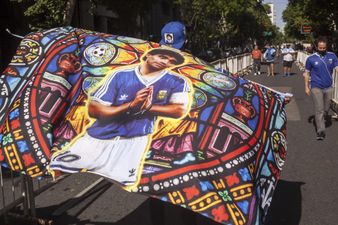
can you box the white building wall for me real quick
[267,3,276,25]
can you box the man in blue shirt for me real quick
[304,37,338,140]
[50,48,192,185]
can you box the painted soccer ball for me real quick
[93,46,106,57]
[84,43,116,66]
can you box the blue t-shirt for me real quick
[264,47,276,62]
[87,66,189,139]
[305,52,338,89]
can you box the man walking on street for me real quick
[303,37,338,140]
[281,44,296,77]
[251,45,262,76]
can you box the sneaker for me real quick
[258,71,261,75]
[324,114,332,127]
[316,132,325,140]
[254,72,257,76]
[324,113,331,122]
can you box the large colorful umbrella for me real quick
[0,27,288,225]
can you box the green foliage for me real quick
[283,0,309,40]
[14,0,285,53]
[14,0,68,30]
[174,0,277,53]
[283,0,338,42]
[102,0,156,37]
[270,26,285,45]
[13,0,100,30]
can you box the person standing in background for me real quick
[251,45,262,76]
[155,21,197,164]
[263,44,276,76]
[151,21,197,224]
[281,44,296,77]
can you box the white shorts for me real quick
[49,133,149,185]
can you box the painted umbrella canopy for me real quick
[0,27,288,225]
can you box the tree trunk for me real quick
[64,0,77,25]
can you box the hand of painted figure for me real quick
[140,86,153,111]
[130,87,153,110]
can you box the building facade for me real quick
[267,3,276,25]
[72,0,180,42]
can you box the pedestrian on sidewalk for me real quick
[303,36,338,140]
[281,44,296,77]
[251,45,262,76]
[263,44,276,76]
[158,20,198,161]
[151,21,198,224]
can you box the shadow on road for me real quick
[3,179,304,225]
[46,179,304,225]
[114,197,221,225]
[35,197,221,225]
[265,180,304,225]
[308,114,333,133]
[29,180,112,225]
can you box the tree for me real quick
[174,0,272,55]
[102,0,156,37]
[13,0,157,38]
[13,0,100,30]
[283,0,338,45]
[15,0,68,30]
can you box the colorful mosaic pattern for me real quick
[0,27,288,225]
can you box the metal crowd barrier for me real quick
[0,166,64,224]
[211,53,253,75]
[0,166,109,225]
[295,51,338,116]
[332,70,338,115]
[295,51,309,71]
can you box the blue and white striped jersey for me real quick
[305,52,338,89]
[87,66,190,139]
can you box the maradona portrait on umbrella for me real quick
[49,48,193,185]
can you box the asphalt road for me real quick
[251,59,338,225]
[5,57,338,225]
